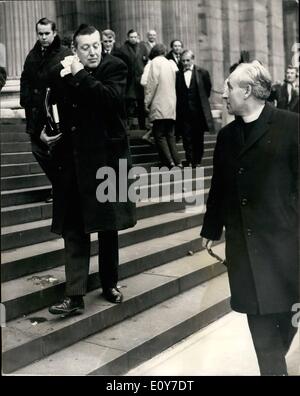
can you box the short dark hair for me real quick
[127,29,138,37]
[286,65,298,75]
[170,39,183,49]
[149,43,166,60]
[36,17,56,33]
[73,24,100,47]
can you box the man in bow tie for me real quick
[176,49,214,167]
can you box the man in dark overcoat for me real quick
[176,50,215,167]
[120,29,148,130]
[20,17,72,198]
[268,65,299,113]
[42,24,136,315]
[201,61,299,375]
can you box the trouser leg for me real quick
[247,313,289,375]
[98,230,119,290]
[165,120,181,165]
[277,312,298,355]
[62,189,90,296]
[137,97,146,130]
[192,123,205,165]
[152,120,174,166]
[63,227,90,297]
[181,119,193,164]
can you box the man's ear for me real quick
[244,84,252,99]
[72,45,77,55]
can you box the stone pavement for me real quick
[127,311,300,376]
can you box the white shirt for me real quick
[287,82,293,103]
[242,104,265,123]
[184,64,194,88]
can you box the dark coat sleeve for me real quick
[70,59,127,110]
[20,53,32,108]
[200,127,227,240]
[202,69,212,98]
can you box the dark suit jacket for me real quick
[269,82,299,113]
[48,54,136,235]
[166,51,183,72]
[176,65,214,132]
[201,103,299,314]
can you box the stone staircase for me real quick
[1,118,230,375]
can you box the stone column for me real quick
[161,0,198,60]
[110,0,163,45]
[239,0,269,65]
[266,0,285,82]
[198,0,224,107]
[222,0,240,78]
[3,0,56,79]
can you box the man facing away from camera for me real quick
[201,61,299,375]
[41,24,136,315]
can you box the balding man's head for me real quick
[147,30,157,43]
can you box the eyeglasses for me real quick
[206,246,225,265]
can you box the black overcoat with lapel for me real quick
[20,36,72,135]
[201,103,299,314]
[176,65,215,133]
[48,54,137,235]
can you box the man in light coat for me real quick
[144,44,182,168]
[201,61,299,375]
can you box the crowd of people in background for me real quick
[2,19,298,203]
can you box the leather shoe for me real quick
[102,287,123,304]
[49,296,84,315]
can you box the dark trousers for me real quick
[126,98,146,130]
[152,119,181,166]
[62,194,119,297]
[247,312,297,376]
[182,111,205,166]
[30,135,56,184]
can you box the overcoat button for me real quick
[241,198,248,206]
[71,126,76,132]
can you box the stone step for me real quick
[1,133,30,143]
[1,162,42,177]
[2,244,227,373]
[1,193,210,282]
[0,156,213,191]
[0,141,216,164]
[1,168,212,227]
[0,148,213,178]
[1,196,207,250]
[14,271,230,376]
[2,224,221,321]
[1,185,52,207]
[1,165,211,208]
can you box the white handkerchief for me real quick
[60,66,72,77]
[61,55,75,68]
